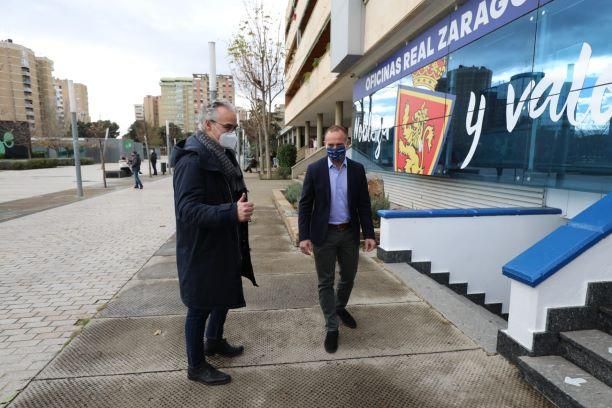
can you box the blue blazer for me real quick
[298,157,375,246]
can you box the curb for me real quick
[272,189,299,246]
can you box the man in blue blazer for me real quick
[298,125,377,353]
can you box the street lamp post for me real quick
[68,80,83,197]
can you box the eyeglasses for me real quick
[210,120,238,132]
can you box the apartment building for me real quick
[143,95,160,128]
[0,40,44,137]
[54,78,90,129]
[134,104,144,122]
[159,77,193,133]
[159,74,235,134]
[283,0,612,213]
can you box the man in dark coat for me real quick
[150,149,158,175]
[298,125,376,353]
[172,100,257,386]
[130,151,143,189]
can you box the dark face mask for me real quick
[326,145,346,162]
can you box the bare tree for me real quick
[228,0,284,177]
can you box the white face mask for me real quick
[219,131,238,151]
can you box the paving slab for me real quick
[137,252,385,279]
[39,303,477,379]
[136,256,177,280]
[15,351,551,408]
[99,266,420,317]
[153,240,176,256]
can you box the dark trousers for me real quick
[151,161,157,175]
[313,228,360,331]
[185,307,229,368]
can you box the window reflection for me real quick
[352,0,612,193]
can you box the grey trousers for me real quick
[313,228,360,331]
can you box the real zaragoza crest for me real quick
[394,58,455,175]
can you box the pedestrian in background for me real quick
[298,125,376,353]
[172,100,257,386]
[130,151,143,189]
[150,149,158,175]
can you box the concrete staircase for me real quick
[378,249,508,320]
[499,281,612,407]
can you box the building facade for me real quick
[134,104,144,122]
[34,57,59,138]
[143,95,160,128]
[159,75,235,134]
[1,40,44,137]
[53,78,90,130]
[159,77,193,133]
[284,0,612,217]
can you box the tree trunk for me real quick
[257,130,263,175]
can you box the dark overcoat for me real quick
[172,135,257,309]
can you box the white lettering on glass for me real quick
[461,42,612,169]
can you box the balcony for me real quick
[285,50,337,123]
[285,0,330,87]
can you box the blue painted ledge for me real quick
[503,194,612,287]
[377,207,561,219]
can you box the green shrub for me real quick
[284,182,303,205]
[277,166,291,179]
[371,194,390,228]
[0,157,95,170]
[277,144,297,168]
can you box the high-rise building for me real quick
[216,74,235,104]
[159,75,235,134]
[134,104,144,122]
[159,77,194,133]
[35,57,60,137]
[0,40,44,137]
[143,95,160,128]
[53,78,90,129]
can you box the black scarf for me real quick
[194,131,246,196]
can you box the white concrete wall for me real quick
[504,233,612,350]
[379,214,565,313]
[545,188,607,219]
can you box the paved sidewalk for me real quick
[0,159,160,204]
[7,174,551,407]
[0,176,175,406]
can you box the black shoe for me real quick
[204,338,244,357]
[187,361,231,385]
[337,308,357,329]
[324,331,338,353]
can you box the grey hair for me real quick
[197,100,236,130]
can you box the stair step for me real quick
[408,261,430,275]
[466,293,485,306]
[429,272,449,285]
[449,282,468,295]
[518,355,612,408]
[561,330,612,387]
[600,306,612,335]
[483,303,503,316]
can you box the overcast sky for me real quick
[1,0,286,134]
